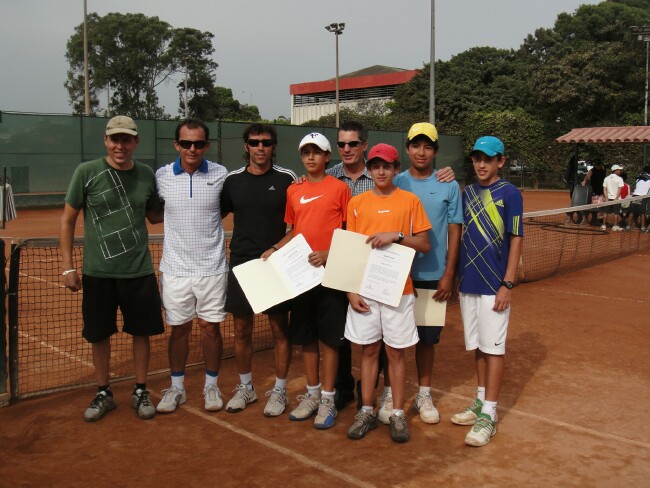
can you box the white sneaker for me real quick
[156,385,186,413]
[612,225,623,232]
[464,413,498,447]
[204,384,223,411]
[600,225,607,231]
[413,391,440,424]
[226,384,257,413]
[263,387,288,417]
[377,390,393,425]
[288,393,319,421]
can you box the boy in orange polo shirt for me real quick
[344,143,431,443]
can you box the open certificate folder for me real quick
[232,233,324,314]
[322,229,416,307]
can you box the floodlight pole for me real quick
[325,23,345,128]
[632,26,650,166]
[83,0,90,116]
[429,0,435,124]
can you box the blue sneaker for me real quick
[314,396,337,429]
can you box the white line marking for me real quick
[535,287,647,304]
[18,331,95,370]
[149,392,376,488]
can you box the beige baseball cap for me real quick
[105,116,138,136]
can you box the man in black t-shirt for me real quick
[220,124,296,417]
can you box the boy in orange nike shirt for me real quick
[266,132,351,430]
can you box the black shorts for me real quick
[606,201,621,214]
[630,200,649,216]
[225,268,291,316]
[413,280,443,345]
[82,274,164,343]
[289,285,347,348]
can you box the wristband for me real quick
[62,269,77,276]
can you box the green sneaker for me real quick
[464,413,497,447]
[450,398,483,425]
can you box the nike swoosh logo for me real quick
[207,181,215,185]
[300,195,323,204]
[494,341,504,346]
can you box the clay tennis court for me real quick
[1,190,648,487]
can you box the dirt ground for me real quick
[1,190,648,487]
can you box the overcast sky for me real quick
[1,0,600,120]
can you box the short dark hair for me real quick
[338,121,367,142]
[242,123,277,164]
[175,118,209,141]
[406,134,439,152]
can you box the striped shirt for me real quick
[326,162,374,197]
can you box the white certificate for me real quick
[232,233,323,314]
[322,229,416,307]
[414,289,447,327]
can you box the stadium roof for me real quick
[290,65,419,95]
[555,126,650,144]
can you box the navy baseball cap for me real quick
[471,136,504,157]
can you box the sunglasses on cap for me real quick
[178,140,208,150]
[247,139,274,147]
[337,141,362,149]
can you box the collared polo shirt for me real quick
[156,157,228,276]
[327,162,374,197]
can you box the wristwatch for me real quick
[396,232,405,243]
[500,280,514,289]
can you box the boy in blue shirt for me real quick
[454,136,523,447]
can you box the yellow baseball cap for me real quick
[407,122,438,142]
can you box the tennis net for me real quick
[519,194,650,282]
[5,234,274,400]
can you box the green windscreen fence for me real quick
[0,111,464,196]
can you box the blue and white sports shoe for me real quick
[313,396,337,429]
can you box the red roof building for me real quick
[289,65,419,125]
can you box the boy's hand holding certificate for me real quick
[322,229,415,307]
[233,233,323,314]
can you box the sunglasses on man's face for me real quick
[337,141,362,149]
[247,139,274,148]
[178,140,208,150]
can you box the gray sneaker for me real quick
[389,414,410,443]
[204,384,224,412]
[263,387,288,417]
[347,409,377,440]
[413,391,440,424]
[288,393,319,421]
[131,389,156,420]
[84,391,116,422]
[156,385,187,413]
[226,384,257,413]
[450,398,483,425]
[314,396,337,429]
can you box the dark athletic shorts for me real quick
[82,274,164,343]
[413,280,443,345]
[289,285,347,348]
[225,268,291,316]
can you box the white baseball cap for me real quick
[298,132,331,152]
[611,164,623,171]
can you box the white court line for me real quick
[430,388,650,450]
[149,392,376,488]
[535,287,647,304]
[18,331,95,370]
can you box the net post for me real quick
[0,238,8,406]
[7,241,21,402]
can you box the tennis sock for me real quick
[418,386,431,395]
[477,386,486,402]
[239,372,253,389]
[307,384,321,398]
[391,409,405,417]
[171,371,185,390]
[361,406,374,414]
[383,386,392,396]
[321,390,335,399]
[481,400,497,421]
[274,377,287,391]
[97,385,112,396]
[205,370,218,387]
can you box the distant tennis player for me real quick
[60,116,164,422]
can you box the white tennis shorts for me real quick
[344,294,419,349]
[459,292,510,355]
[160,273,227,325]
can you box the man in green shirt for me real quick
[60,115,164,422]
